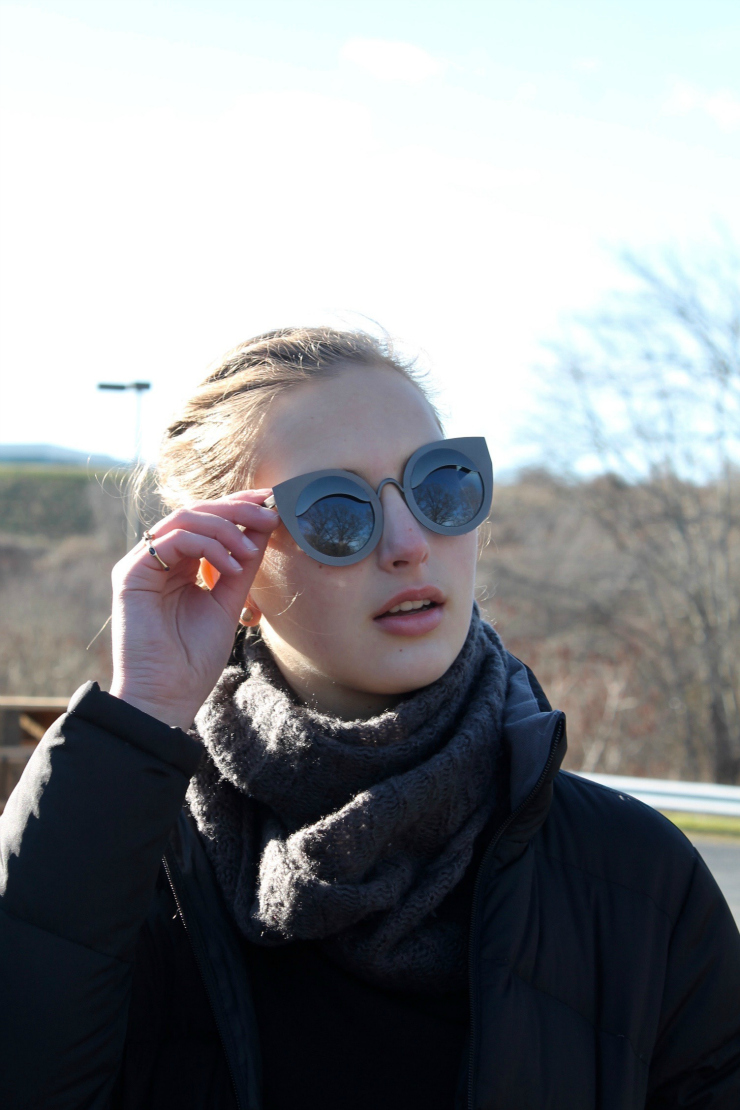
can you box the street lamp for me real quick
[97,380,151,549]
[97,381,151,463]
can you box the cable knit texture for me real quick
[187,606,509,992]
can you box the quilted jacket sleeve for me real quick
[0,682,203,1110]
[646,848,740,1109]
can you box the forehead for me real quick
[253,365,442,487]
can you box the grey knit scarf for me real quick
[187,606,509,993]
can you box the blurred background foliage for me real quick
[479,240,740,784]
[0,468,95,538]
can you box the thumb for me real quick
[208,530,271,617]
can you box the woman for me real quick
[1,328,739,1110]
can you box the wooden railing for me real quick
[0,696,69,809]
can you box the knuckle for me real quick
[156,511,177,531]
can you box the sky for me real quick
[0,0,738,472]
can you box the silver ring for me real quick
[142,530,169,571]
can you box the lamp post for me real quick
[97,381,151,549]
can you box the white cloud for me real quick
[574,58,601,73]
[515,82,537,103]
[340,38,445,84]
[704,91,740,131]
[665,81,699,114]
[665,82,740,132]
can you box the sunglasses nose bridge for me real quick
[375,477,404,497]
[375,476,427,543]
[375,477,412,521]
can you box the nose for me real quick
[376,484,430,571]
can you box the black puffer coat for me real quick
[1,656,739,1109]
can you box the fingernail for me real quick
[228,556,242,571]
[241,535,259,553]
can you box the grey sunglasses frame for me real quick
[263,436,493,567]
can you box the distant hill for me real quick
[0,444,128,469]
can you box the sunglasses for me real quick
[262,437,493,566]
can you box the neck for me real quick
[260,626,403,720]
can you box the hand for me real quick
[109,491,279,730]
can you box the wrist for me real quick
[109,682,196,732]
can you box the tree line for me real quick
[0,240,738,782]
[480,240,740,783]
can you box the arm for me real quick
[1,489,278,1110]
[646,850,740,1109]
[0,685,201,1110]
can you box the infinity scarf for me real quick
[187,606,509,993]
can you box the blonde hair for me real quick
[155,326,440,510]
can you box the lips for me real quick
[373,586,446,620]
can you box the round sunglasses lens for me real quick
[413,465,484,527]
[297,494,375,557]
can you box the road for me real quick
[689,835,740,925]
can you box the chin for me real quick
[366,648,457,696]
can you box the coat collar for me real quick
[499,654,567,851]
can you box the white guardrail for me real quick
[573,772,740,818]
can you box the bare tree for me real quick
[527,241,740,782]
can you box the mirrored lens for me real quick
[412,466,484,527]
[297,494,375,557]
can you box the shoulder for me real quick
[540,770,701,924]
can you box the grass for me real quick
[660,811,740,838]
[0,465,127,539]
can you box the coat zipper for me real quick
[162,853,246,1110]
[466,717,565,1110]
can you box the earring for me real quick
[239,605,261,627]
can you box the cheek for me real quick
[250,536,309,612]
[251,534,369,622]
[435,532,478,589]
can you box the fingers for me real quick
[147,497,279,548]
[188,489,274,513]
[209,515,275,612]
[114,489,280,599]
[141,528,250,580]
[146,509,265,560]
